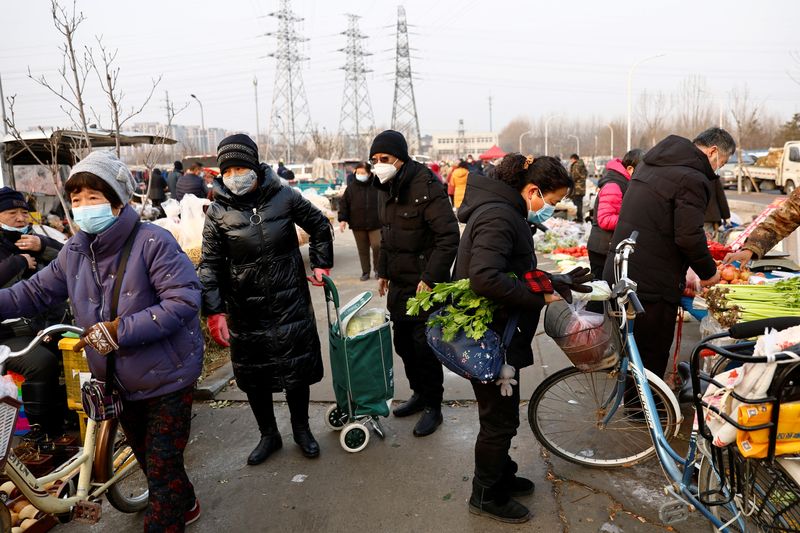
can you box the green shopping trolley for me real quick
[322,275,394,453]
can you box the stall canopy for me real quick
[1,128,177,166]
[479,145,506,160]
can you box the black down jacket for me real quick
[374,159,459,320]
[338,174,381,230]
[603,135,718,304]
[199,168,334,392]
[455,173,546,369]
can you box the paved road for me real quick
[59,222,712,533]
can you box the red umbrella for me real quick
[479,145,506,160]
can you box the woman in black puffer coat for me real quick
[199,134,333,464]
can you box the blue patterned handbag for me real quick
[425,311,519,383]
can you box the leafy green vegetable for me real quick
[406,278,502,341]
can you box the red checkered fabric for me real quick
[524,270,554,294]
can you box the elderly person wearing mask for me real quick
[200,134,334,464]
[0,151,204,530]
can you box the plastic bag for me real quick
[685,268,701,297]
[345,308,387,337]
[0,374,18,400]
[544,300,618,371]
[571,280,611,302]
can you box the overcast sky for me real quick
[1,0,798,137]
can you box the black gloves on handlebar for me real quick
[548,267,593,304]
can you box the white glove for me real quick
[495,364,518,397]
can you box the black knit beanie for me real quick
[369,130,410,162]
[217,134,260,176]
[0,187,29,213]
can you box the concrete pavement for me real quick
[60,223,713,533]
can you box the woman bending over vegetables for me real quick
[454,154,590,523]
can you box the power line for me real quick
[337,14,375,159]
[390,6,421,154]
[265,0,313,163]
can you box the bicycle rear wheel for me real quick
[104,421,149,513]
[698,452,800,532]
[528,366,678,467]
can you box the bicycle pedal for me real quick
[658,501,689,524]
[73,500,102,524]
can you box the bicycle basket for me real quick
[544,300,619,372]
[0,396,20,471]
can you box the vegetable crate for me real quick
[321,276,393,453]
[57,337,90,412]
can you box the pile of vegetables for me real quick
[715,260,752,285]
[705,277,800,327]
[406,279,498,341]
[550,246,588,258]
[533,218,587,254]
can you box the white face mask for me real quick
[373,163,398,184]
[355,173,369,183]
[223,169,258,196]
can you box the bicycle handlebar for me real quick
[627,291,645,315]
[0,324,84,364]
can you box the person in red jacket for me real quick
[586,149,644,280]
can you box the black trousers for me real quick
[471,372,520,489]
[572,194,585,221]
[352,229,381,275]
[633,300,679,378]
[588,250,607,283]
[246,385,311,434]
[392,320,444,407]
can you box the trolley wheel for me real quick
[324,404,347,431]
[340,422,370,453]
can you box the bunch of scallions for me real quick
[705,277,800,328]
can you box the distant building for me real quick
[431,131,498,160]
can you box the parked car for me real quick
[718,152,757,189]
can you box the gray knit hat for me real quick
[66,150,134,204]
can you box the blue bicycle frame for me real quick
[612,233,742,532]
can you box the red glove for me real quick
[307,268,330,287]
[207,314,230,347]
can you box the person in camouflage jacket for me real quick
[568,154,588,220]
[725,187,800,263]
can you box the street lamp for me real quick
[607,124,614,157]
[519,130,532,153]
[567,134,580,155]
[190,94,206,153]
[626,54,665,152]
[544,115,559,157]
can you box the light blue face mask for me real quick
[1,223,29,234]
[72,203,118,234]
[527,189,556,224]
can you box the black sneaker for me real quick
[359,273,370,281]
[393,393,425,418]
[413,406,443,437]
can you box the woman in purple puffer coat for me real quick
[0,150,203,532]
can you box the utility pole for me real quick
[0,73,8,135]
[391,6,421,154]
[338,14,375,159]
[253,76,260,152]
[488,94,493,132]
[266,0,312,163]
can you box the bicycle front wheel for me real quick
[528,366,678,468]
[104,421,149,513]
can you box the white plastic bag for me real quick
[0,374,17,400]
[345,308,386,337]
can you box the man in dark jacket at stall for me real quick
[604,128,734,378]
[704,178,731,241]
[167,160,183,196]
[175,162,206,201]
[371,130,460,437]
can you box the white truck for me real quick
[738,141,800,194]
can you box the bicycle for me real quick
[0,325,148,530]
[528,231,800,532]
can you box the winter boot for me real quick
[292,424,320,458]
[413,406,443,437]
[247,429,282,465]
[501,460,535,497]
[468,480,531,524]
[393,393,425,418]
